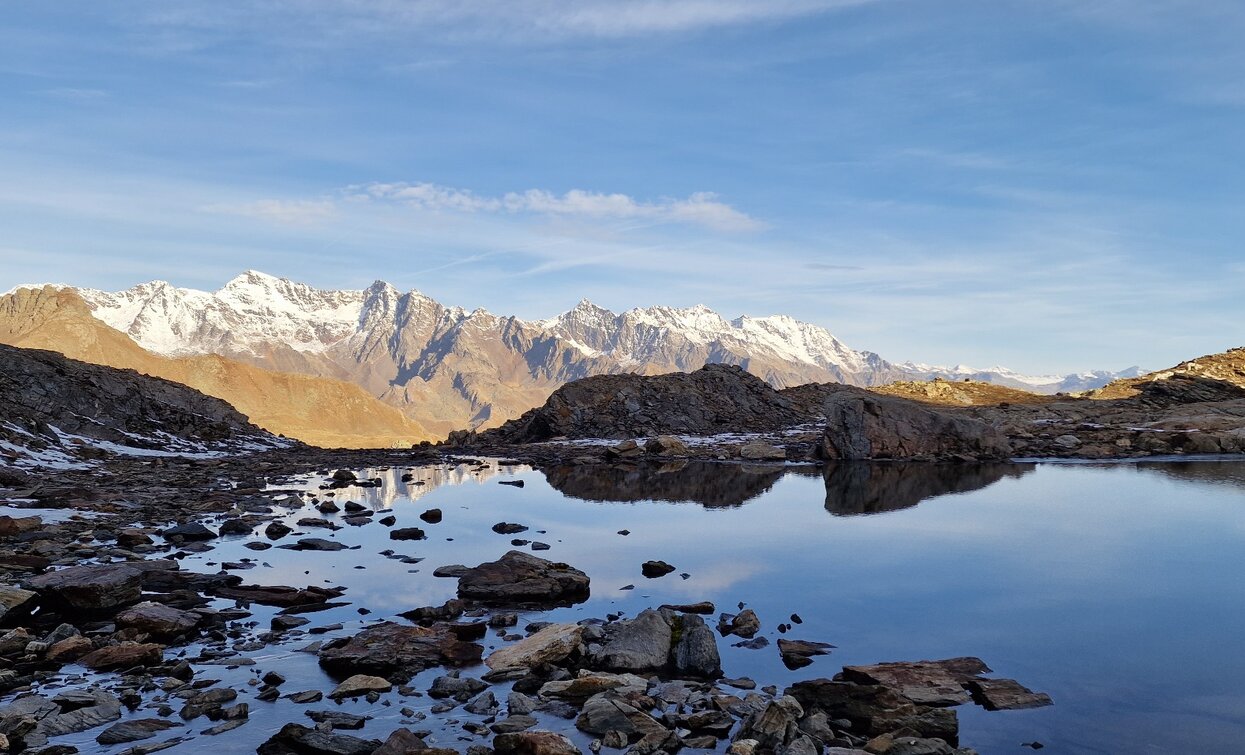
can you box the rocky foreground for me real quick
[0,450,1051,755]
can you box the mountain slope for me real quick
[0,286,430,449]
[1089,347,1245,402]
[0,342,283,470]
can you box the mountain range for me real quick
[1,270,1141,447]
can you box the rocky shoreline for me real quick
[0,452,1055,755]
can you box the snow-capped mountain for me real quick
[900,362,1145,394]
[10,270,1129,436]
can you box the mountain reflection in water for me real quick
[540,460,788,507]
[540,460,1034,513]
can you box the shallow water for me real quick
[44,458,1245,753]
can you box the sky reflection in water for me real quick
[153,459,1245,754]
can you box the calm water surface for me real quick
[52,458,1245,754]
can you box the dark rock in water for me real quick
[390,527,427,541]
[967,678,1053,710]
[331,469,358,483]
[457,551,590,607]
[492,522,529,535]
[530,541,551,551]
[640,560,675,578]
[420,508,443,524]
[305,710,370,730]
[660,601,714,614]
[819,393,1010,461]
[840,657,988,707]
[212,584,343,607]
[493,730,581,755]
[161,522,217,541]
[719,608,761,638]
[25,563,143,612]
[499,480,525,488]
[218,518,256,536]
[489,715,538,734]
[777,638,834,670]
[733,637,769,650]
[256,723,380,755]
[265,522,293,540]
[96,719,180,745]
[318,621,483,682]
[430,674,489,701]
[400,598,466,624]
[432,564,470,578]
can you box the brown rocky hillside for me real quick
[1090,347,1245,401]
[872,377,1051,406]
[0,287,430,449]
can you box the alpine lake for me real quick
[37,456,1245,754]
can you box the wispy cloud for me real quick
[135,0,873,43]
[201,198,335,226]
[348,182,763,232]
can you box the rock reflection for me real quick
[1131,459,1245,491]
[823,462,1035,516]
[541,460,787,507]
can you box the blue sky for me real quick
[1,1,1242,373]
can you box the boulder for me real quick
[673,614,721,678]
[114,602,201,640]
[739,443,786,461]
[494,731,583,755]
[645,436,689,456]
[820,394,1010,461]
[486,623,584,671]
[539,672,648,703]
[46,634,94,663]
[78,642,163,670]
[25,564,143,612]
[0,586,37,624]
[593,609,672,673]
[329,675,392,699]
[318,622,483,682]
[389,528,427,541]
[457,551,590,607]
[0,516,41,538]
[576,692,669,738]
[256,723,381,755]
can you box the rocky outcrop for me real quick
[478,365,814,442]
[0,342,278,465]
[457,551,590,607]
[819,393,1011,461]
[589,608,722,679]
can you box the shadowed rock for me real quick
[457,551,590,608]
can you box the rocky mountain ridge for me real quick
[0,343,286,472]
[0,287,429,449]
[10,271,1132,440]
